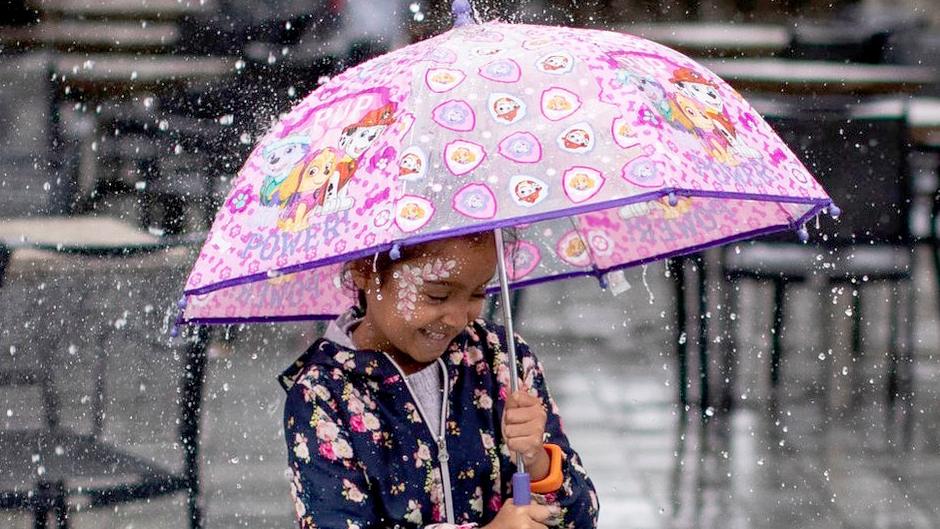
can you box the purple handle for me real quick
[512,472,531,505]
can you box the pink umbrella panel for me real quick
[180,21,834,325]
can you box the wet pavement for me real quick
[3,247,940,529]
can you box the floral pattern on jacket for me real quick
[280,318,599,529]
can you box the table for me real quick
[909,97,940,150]
[0,216,205,529]
[0,21,180,51]
[34,0,215,19]
[702,58,938,95]
[53,54,235,93]
[619,23,791,58]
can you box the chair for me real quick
[721,98,915,416]
[0,217,208,529]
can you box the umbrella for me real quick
[177,0,836,505]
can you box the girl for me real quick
[280,232,599,529]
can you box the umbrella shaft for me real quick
[493,228,525,474]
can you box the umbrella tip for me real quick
[667,192,679,207]
[828,204,842,220]
[389,242,402,261]
[796,225,809,243]
[452,0,474,27]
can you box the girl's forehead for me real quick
[395,237,497,281]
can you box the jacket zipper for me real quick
[385,355,455,524]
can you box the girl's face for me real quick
[352,236,497,373]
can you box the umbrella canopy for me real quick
[179,19,833,325]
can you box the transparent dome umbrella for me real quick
[176,0,836,506]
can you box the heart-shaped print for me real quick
[611,115,640,149]
[395,195,435,233]
[498,132,542,164]
[556,230,591,267]
[509,174,548,207]
[424,46,457,64]
[452,183,498,219]
[425,68,466,93]
[397,146,427,181]
[432,100,476,132]
[536,51,574,75]
[621,156,665,189]
[563,166,605,203]
[444,140,486,176]
[540,87,581,121]
[587,230,614,257]
[504,240,541,280]
[522,37,554,51]
[557,122,595,154]
[479,59,522,83]
[488,93,526,125]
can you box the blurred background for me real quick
[2,0,940,528]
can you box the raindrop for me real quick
[135,181,147,191]
[67,344,78,355]
[234,59,246,71]
[757,458,765,466]
[841,366,849,376]
[222,383,230,392]
[54,446,64,456]
[143,97,154,108]
[704,407,714,417]
[158,120,169,131]
[174,144,184,155]
[31,454,40,463]
[42,182,51,191]
[218,114,234,126]
[287,86,297,97]
[818,352,826,360]
[240,133,252,145]
[9,345,16,356]
[677,332,687,345]
[5,409,11,417]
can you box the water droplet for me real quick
[42,181,51,191]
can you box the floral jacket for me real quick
[280,319,599,529]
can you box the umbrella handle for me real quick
[494,228,532,505]
[512,472,531,505]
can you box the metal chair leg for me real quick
[719,273,738,411]
[33,481,51,529]
[769,278,786,404]
[53,482,68,529]
[670,258,689,408]
[695,255,709,415]
[180,326,209,529]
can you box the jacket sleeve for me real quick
[284,372,381,529]
[513,332,600,529]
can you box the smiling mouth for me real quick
[420,328,449,341]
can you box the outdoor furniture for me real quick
[0,216,208,529]
[701,58,937,95]
[720,99,914,417]
[618,22,790,58]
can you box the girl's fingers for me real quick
[503,421,543,439]
[503,405,545,425]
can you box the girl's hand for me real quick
[502,389,550,480]
[483,499,553,529]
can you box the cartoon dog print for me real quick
[259,137,310,206]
